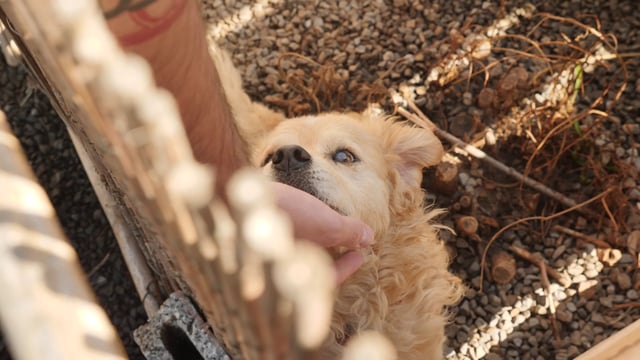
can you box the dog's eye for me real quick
[262,153,273,166]
[332,149,358,164]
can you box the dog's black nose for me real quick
[272,145,311,172]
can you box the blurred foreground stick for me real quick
[0,111,126,360]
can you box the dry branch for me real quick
[398,103,597,219]
[508,245,571,288]
[508,245,563,341]
[552,225,611,249]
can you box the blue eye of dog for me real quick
[332,149,358,163]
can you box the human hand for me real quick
[271,182,374,284]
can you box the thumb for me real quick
[334,251,366,284]
[330,215,374,250]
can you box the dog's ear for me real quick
[385,121,443,188]
[358,105,443,189]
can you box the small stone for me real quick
[551,245,567,260]
[567,346,581,358]
[572,274,587,284]
[617,272,633,290]
[475,344,488,358]
[556,309,573,323]
[238,6,252,21]
[513,337,523,347]
[462,92,473,106]
[570,331,582,346]
[598,248,622,266]
[555,290,568,301]
[459,342,469,355]
[477,88,496,109]
[489,294,502,307]
[620,253,635,264]
[536,305,548,315]
[567,263,585,276]
[599,296,614,308]
[585,269,599,278]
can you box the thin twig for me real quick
[612,302,640,310]
[398,102,599,219]
[508,245,562,341]
[508,245,571,287]
[540,258,561,342]
[552,225,611,249]
[477,188,613,292]
[87,252,111,278]
[601,197,619,233]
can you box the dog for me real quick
[209,45,463,359]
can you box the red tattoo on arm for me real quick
[101,0,188,46]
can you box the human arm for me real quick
[100,0,372,283]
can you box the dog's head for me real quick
[253,108,443,234]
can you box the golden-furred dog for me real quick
[210,45,463,359]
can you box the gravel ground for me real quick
[2,0,639,359]
[203,0,640,359]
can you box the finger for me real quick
[272,182,374,249]
[334,251,366,284]
[331,215,374,249]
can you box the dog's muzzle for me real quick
[271,145,319,198]
[272,145,311,172]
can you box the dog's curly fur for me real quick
[209,45,463,359]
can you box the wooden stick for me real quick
[69,130,162,315]
[552,224,611,248]
[490,250,516,284]
[611,302,640,310]
[508,245,572,288]
[0,111,127,359]
[508,245,562,341]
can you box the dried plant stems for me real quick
[507,245,563,341]
[612,302,640,310]
[477,188,613,291]
[507,245,571,288]
[552,225,611,249]
[398,99,616,292]
[398,102,591,215]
